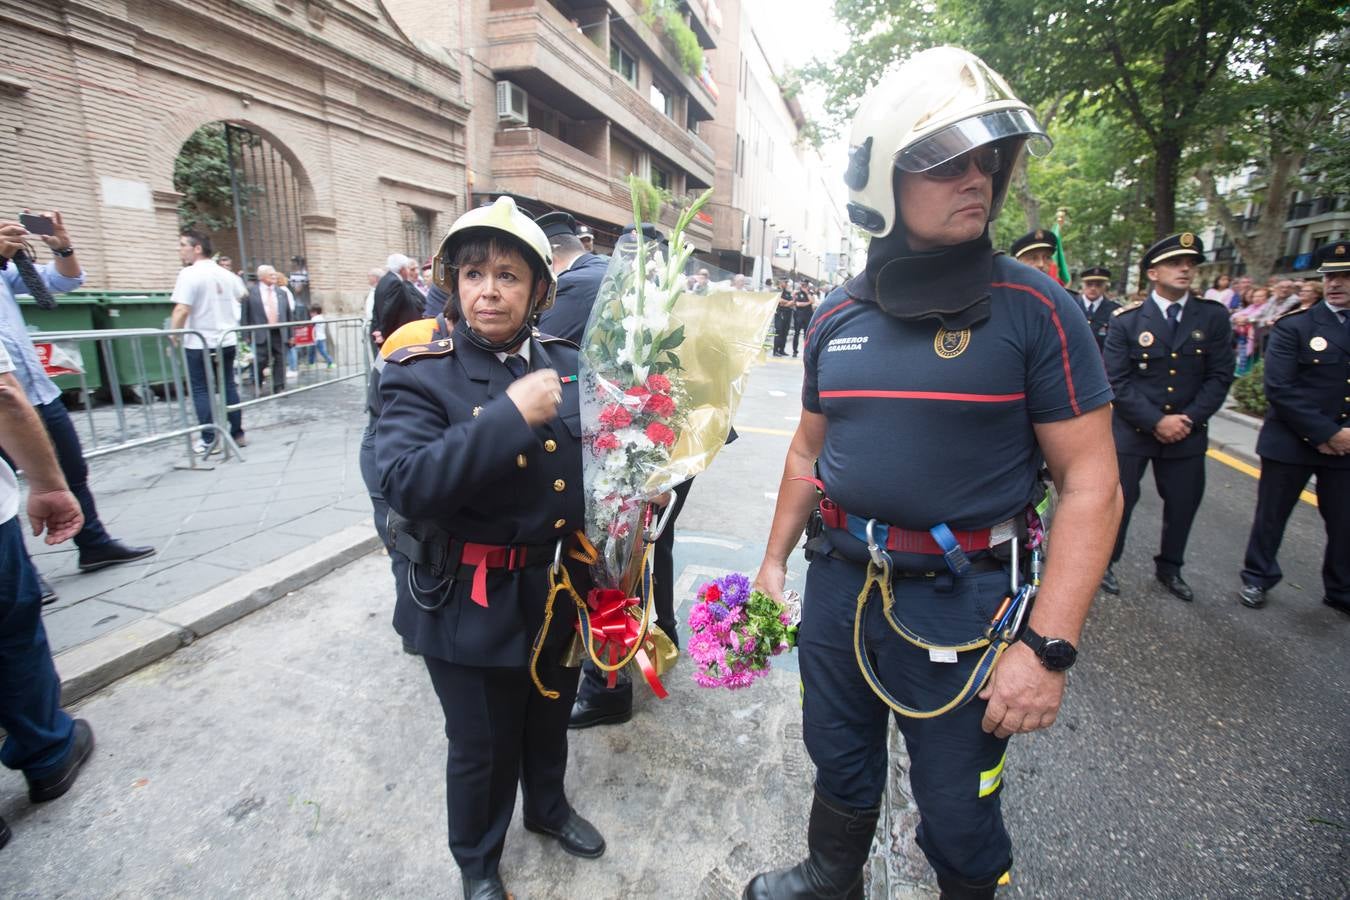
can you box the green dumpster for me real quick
[98,292,177,389]
[17,291,105,392]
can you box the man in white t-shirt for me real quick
[0,339,94,850]
[168,230,247,453]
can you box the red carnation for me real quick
[704,582,721,603]
[645,373,671,393]
[644,392,676,418]
[599,404,632,430]
[625,385,651,401]
[645,421,676,447]
[594,432,621,452]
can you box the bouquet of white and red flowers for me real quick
[566,187,778,695]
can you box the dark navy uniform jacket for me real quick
[804,256,1112,531]
[1082,296,1119,353]
[537,253,608,344]
[376,317,588,667]
[1104,294,1235,458]
[1256,302,1350,469]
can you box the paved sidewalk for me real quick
[26,379,380,700]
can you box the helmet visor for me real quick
[895,107,1052,173]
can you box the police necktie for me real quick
[1341,310,1350,334]
[504,354,527,379]
[1166,302,1181,341]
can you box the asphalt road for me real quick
[3,354,1345,898]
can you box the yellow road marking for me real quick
[1207,448,1317,507]
[738,425,795,437]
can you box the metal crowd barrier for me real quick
[212,316,371,460]
[27,326,222,468]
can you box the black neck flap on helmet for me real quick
[454,298,537,355]
[846,228,994,331]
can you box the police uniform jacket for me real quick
[375,317,588,667]
[1255,302,1350,470]
[1104,295,1235,458]
[1082,295,1119,352]
[536,253,608,344]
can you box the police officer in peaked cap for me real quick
[375,197,604,900]
[1078,266,1119,353]
[744,47,1121,900]
[1102,232,1235,600]
[535,211,609,344]
[1008,229,1058,276]
[1237,239,1350,615]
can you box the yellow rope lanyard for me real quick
[851,553,1020,720]
[530,533,656,699]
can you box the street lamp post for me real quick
[759,207,769,287]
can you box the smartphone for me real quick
[19,212,55,236]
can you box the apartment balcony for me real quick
[492,128,630,225]
[487,0,715,182]
[612,0,718,114]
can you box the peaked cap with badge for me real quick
[1142,231,1205,269]
[1080,266,1111,283]
[535,211,579,241]
[1316,239,1350,274]
[1009,229,1057,260]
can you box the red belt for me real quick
[794,476,996,556]
[458,542,552,608]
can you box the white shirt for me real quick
[312,313,326,342]
[171,259,243,350]
[1151,290,1190,323]
[0,340,19,523]
[494,342,532,366]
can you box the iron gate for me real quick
[224,123,309,304]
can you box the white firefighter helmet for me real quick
[433,196,558,313]
[843,46,1051,238]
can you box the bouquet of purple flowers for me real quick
[687,572,799,689]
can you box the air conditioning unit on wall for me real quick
[496,81,529,125]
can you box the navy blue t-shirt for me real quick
[802,255,1112,530]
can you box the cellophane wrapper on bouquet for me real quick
[578,192,779,595]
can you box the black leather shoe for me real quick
[461,874,507,900]
[78,540,155,572]
[27,719,94,803]
[1157,573,1194,602]
[38,574,58,605]
[1100,565,1120,595]
[0,814,10,850]
[524,808,605,859]
[568,695,632,729]
[1238,584,1266,609]
[1324,596,1350,617]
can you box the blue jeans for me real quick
[185,346,242,444]
[309,339,333,365]
[0,516,75,777]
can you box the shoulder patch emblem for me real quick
[934,327,970,359]
[1311,336,1328,352]
[1138,331,1155,347]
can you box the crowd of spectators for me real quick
[1202,273,1325,375]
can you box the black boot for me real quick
[742,789,879,899]
[935,871,1001,899]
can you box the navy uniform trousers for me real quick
[423,638,579,879]
[1241,462,1350,602]
[1111,453,1206,575]
[800,552,1013,884]
[0,517,76,779]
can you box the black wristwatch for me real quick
[53,247,75,258]
[1020,627,1077,671]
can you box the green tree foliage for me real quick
[1230,360,1267,417]
[806,0,1347,247]
[174,123,235,232]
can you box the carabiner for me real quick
[643,497,678,544]
[865,518,890,568]
[550,539,563,577]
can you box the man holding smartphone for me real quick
[0,211,155,601]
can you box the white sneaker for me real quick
[192,439,219,455]
[286,369,299,378]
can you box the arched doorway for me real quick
[173,122,311,304]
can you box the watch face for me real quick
[1041,639,1077,671]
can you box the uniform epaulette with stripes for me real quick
[1113,301,1143,316]
[1275,305,1311,321]
[385,336,455,365]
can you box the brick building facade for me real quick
[0,0,470,313]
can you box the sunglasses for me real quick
[922,145,1005,180]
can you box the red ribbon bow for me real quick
[580,588,668,699]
